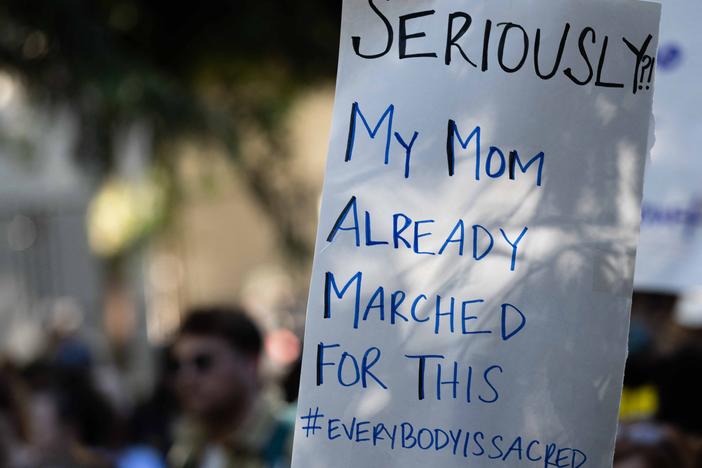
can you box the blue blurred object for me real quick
[54,338,93,371]
[117,446,167,468]
[657,42,683,71]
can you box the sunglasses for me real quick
[171,352,216,375]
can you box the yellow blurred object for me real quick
[87,171,168,257]
[619,385,659,421]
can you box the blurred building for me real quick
[1,69,333,378]
[0,71,102,364]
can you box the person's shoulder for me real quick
[168,417,205,468]
[264,402,296,467]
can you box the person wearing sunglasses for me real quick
[169,307,292,468]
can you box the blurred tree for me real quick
[0,0,341,261]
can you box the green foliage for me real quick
[0,0,341,259]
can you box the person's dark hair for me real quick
[178,306,263,357]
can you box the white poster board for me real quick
[293,1,661,467]
[634,0,702,292]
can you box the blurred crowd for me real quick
[1,291,702,467]
[615,292,702,468]
[0,305,299,468]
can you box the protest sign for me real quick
[634,0,702,292]
[292,1,661,467]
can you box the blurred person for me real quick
[0,365,31,466]
[281,357,301,405]
[14,351,121,467]
[47,299,135,419]
[656,343,702,435]
[655,291,702,436]
[614,422,696,468]
[120,345,178,468]
[128,345,178,454]
[620,318,660,422]
[169,306,293,468]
